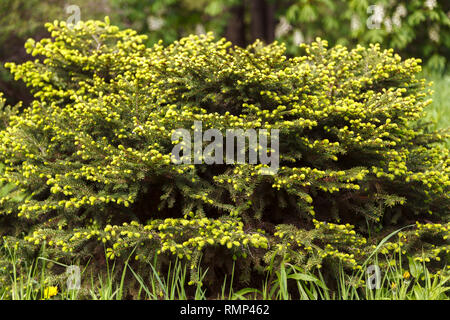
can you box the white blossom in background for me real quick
[351,15,361,31]
[429,25,440,42]
[147,16,164,31]
[425,0,437,10]
[392,4,407,27]
[395,4,407,17]
[373,5,384,24]
[292,30,304,46]
[275,17,292,38]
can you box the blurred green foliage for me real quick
[0,0,449,104]
[110,0,233,45]
[110,0,450,71]
[278,0,450,72]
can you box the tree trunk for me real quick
[250,0,275,44]
[264,1,275,43]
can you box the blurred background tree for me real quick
[1,0,449,105]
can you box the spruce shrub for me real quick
[0,19,449,292]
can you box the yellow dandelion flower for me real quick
[43,286,58,299]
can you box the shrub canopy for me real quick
[0,20,449,288]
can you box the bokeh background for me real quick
[1,0,449,128]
